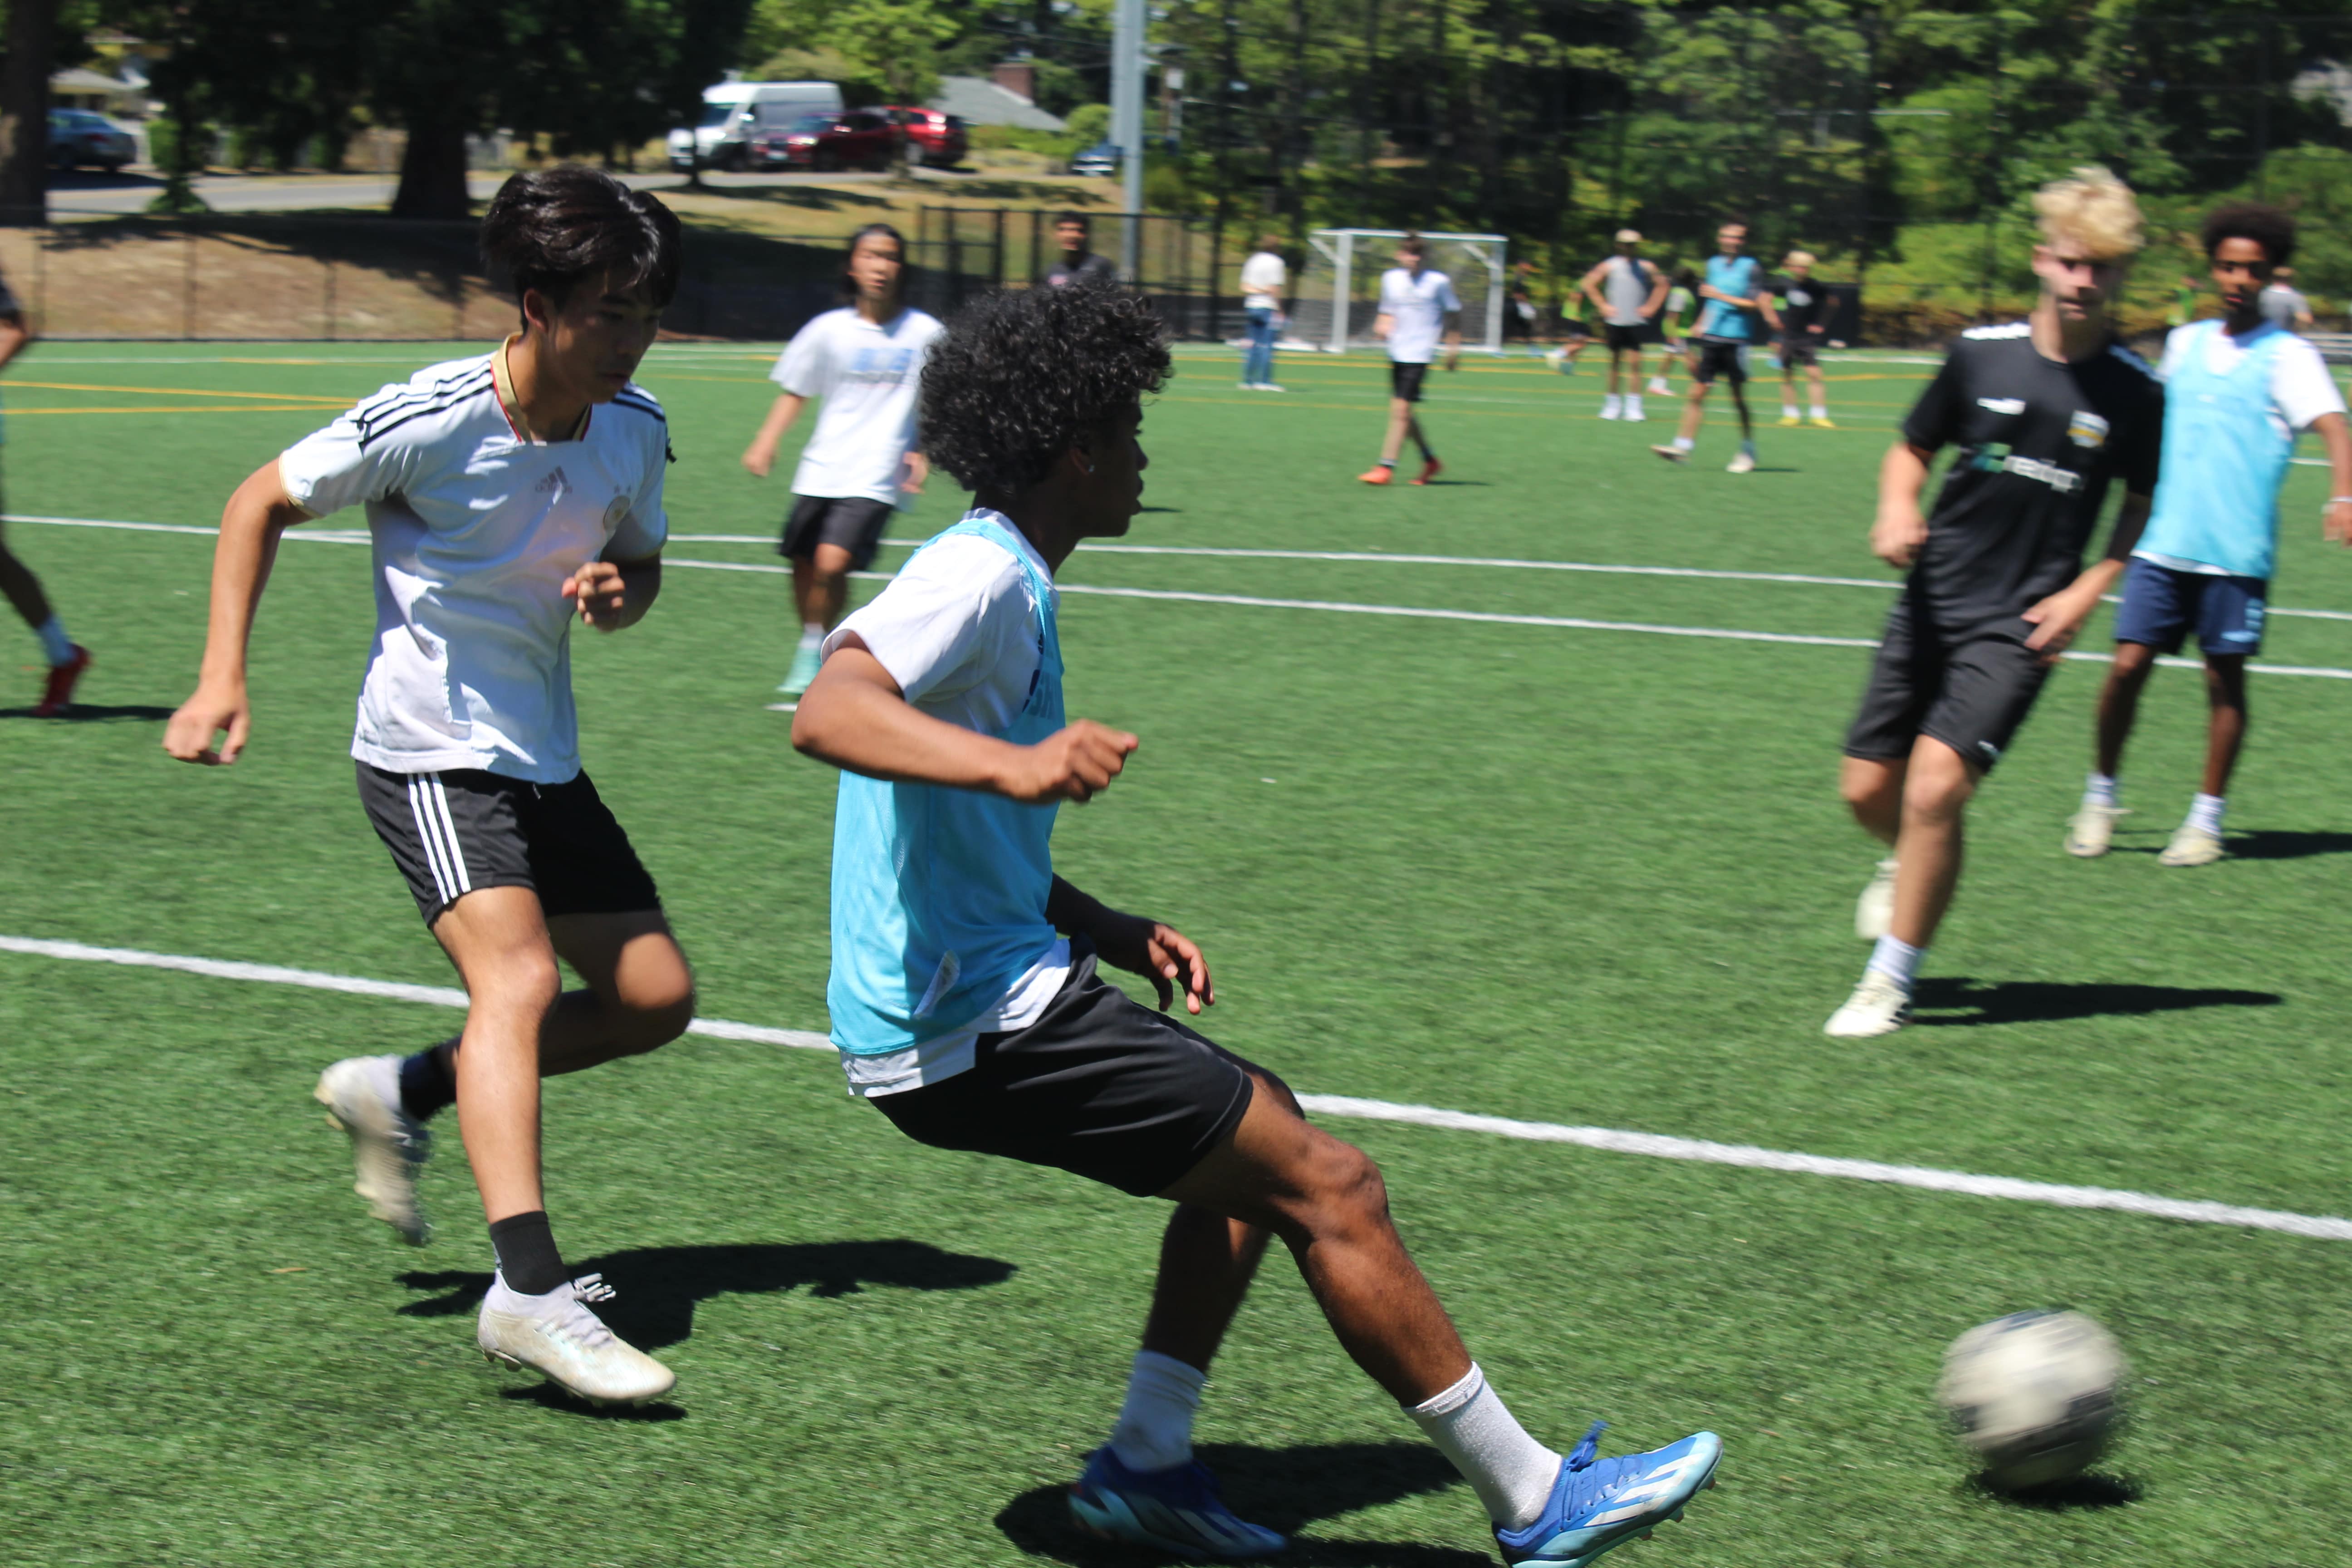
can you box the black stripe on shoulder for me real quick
[354,371,492,434]
[357,379,494,451]
[353,363,495,421]
[610,391,666,424]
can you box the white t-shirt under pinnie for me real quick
[820,514,1072,1095]
[278,346,670,784]
[1378,267,1462,365]
[772,306,944,506]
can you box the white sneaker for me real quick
[1647,378,1671,395]
[2159,822,2225,867]
[314,1054,431,1245]
[1256,382,1286,392]
[1601,403,1623,420]
[1625,403,1646,422]
[2064,803,2124,858]
[1824,970,1913,1038]
[1726,449,1757,474]
[478,1272,676,1406]
[1855,857,1897,941]
[1651,444,1688,463]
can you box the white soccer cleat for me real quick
[1600,403,1623,420]
[1651,444,1687,463]
[1726,450,1757,474]
[2159,822,2225,867]
[478,1272,676,1406]
[314,1054,431,1245]
[1824,970,1913,1038]
[2064,804,2123,858]
[1854,857,1897,941]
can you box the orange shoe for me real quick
[1357,465,1394,485]
[1411,458,1444,485]
[34,645,90,717]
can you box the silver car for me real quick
[49,109,135,173]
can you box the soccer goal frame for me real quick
[1301,229,1509,355]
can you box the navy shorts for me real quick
[2113,556,2267,658]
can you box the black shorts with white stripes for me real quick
[356,762,661,926]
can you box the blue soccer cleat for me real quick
[1494,1422,1723,1567]
[1068,1446,1287,1561]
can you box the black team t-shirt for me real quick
[1044,252,1119,288]
[1778,278,1832,338]
[1901,322,2163,629]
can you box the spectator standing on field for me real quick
[1239,235,1286,391]
[1044,213,1120,289]
[1579,229,1667,421]
[2259,265,2314,331]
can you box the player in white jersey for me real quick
[0,268,91,715]
[743,224,942,697]
[1579,229,1667,420]
[1358,233,1461,485]
[165,167,694,1406]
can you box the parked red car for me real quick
[751,110,900,172]
[882,107,968,168]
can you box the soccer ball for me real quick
[1935,1309,2126,1490]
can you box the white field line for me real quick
[23,514,2352,678]
[6,931,2347,1245]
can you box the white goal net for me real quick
[1291,229,1509,354]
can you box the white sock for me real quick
[1107,1350,1205,1473]
[1866,935,1924,990]
[1810,405,1828,420]
[1602,394,1622,412]
[2084,771,2119,808]
[1781,404,1800,420]
[1671,435,1694,451]
[2187,792,2225,836]
[798,622,824,651]
[1627,395,1644,416]
[1407,1364,1560,1530]
[35,615,73,667]
[1647,377,1669,393]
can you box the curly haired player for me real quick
[791,277,1723,1565]
[165,166,694,1405]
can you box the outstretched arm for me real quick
[741,392,808,478]
[163,460,314,765]
[1048,874,1214,1014]
[793,639,1139,804]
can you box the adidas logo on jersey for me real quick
[534,466,571,496]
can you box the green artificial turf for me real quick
[3,338,2351,1567]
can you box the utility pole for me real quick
[1112,0,1147,277]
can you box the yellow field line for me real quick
[5,379,351,403]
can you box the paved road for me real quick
[44,166,956,217]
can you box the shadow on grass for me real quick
[0,703,175,721]
[1911,976,2280,1027]
[997,1441,1490,1566]
[2219,828,2352,861]
[1969,1471,2143,1509]
[498,1382,688,1422]
[397,1238,1015,1350]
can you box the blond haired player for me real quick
[1827,168,2164,1038]
[1774,251,1834,427]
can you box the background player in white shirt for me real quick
[1238,234,1287,391]
[1357,233,1461,486]
[742,224,942,697]
[164,167,694,1406]
[0,271,91,715]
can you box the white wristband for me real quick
[2331,496,2352,506]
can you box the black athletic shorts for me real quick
[1779,338,1821,368]
[1604,322,1649,353]
[781,494,897,573]
[1843,598,2052,775]
[1691,338,1750,386]
[868,943,1257,1198]
[357,762,662,926]
[1389,362,1430,403]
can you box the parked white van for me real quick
[668,81,845,171]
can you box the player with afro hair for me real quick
[792,277,1725,1564]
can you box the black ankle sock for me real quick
[397,1041,458,1121]
[488,1210,568,1295]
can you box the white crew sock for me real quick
[2187,792,2225,836]
[1602,394,1622,414]
[1810,404,1828,420]
[1781,403,1800,420]
[1626,394,1644,417]
[1406,1364,1560,1531]
[1107,1350,1206,1473]
[2084,771,2119,808]
[1671,435,1694,452]
[35,615,74,667]
[1866,935,1924,990]
[798,622,824,651]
